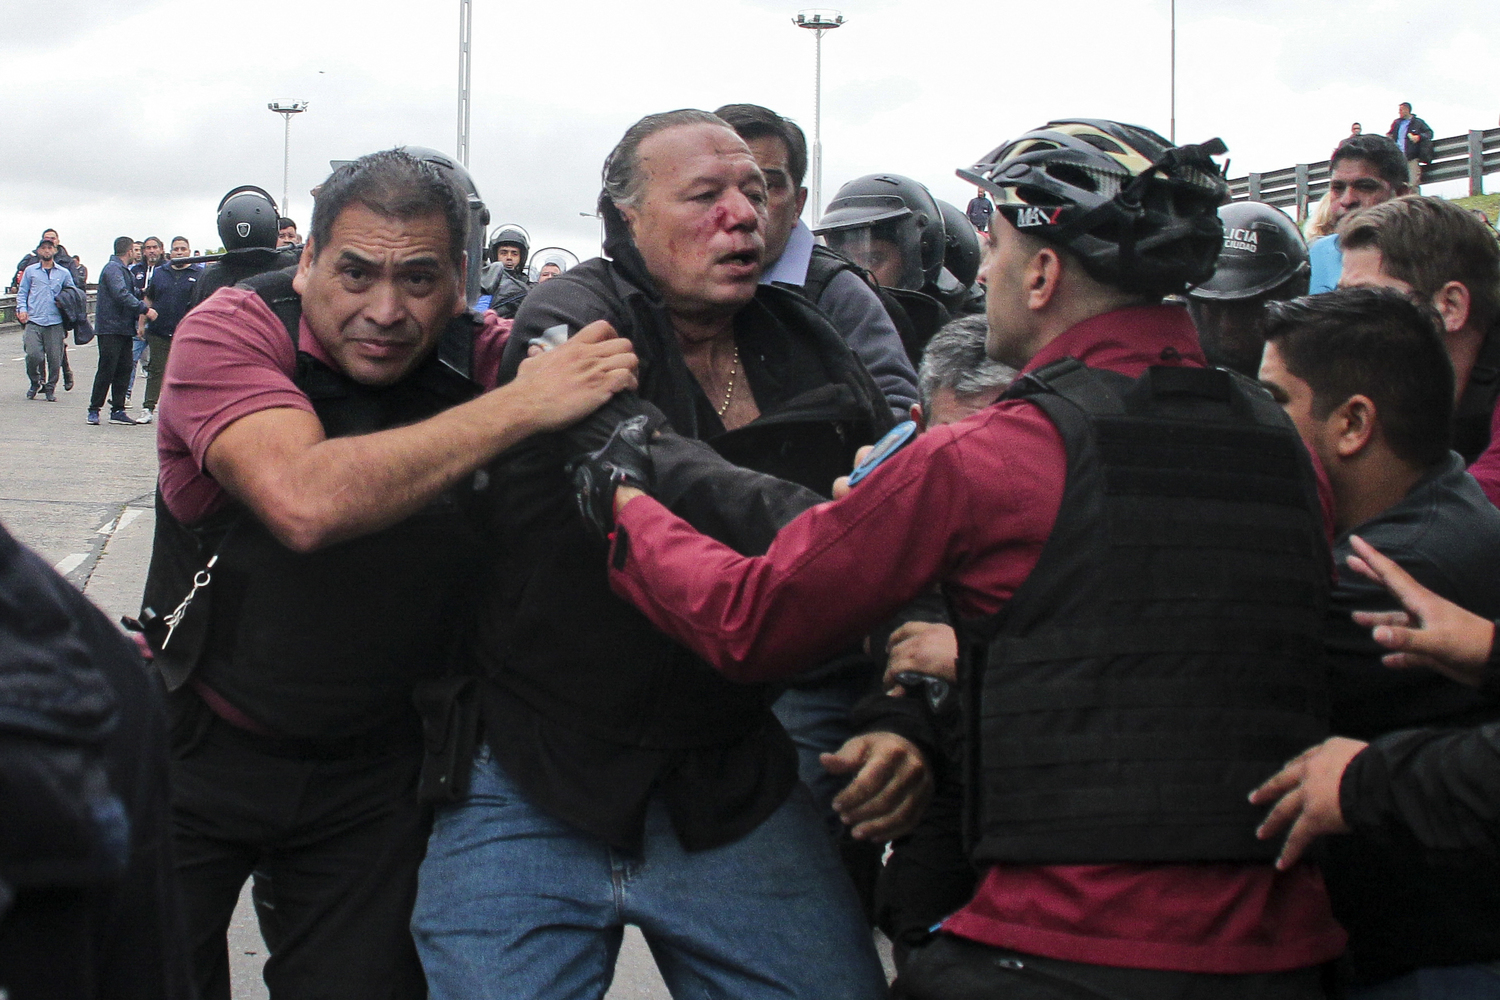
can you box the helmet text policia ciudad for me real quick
[957,119,1229,297]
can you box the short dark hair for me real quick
[713,104,808,189]
[917,314,1016,412]
[1400,102,1412,111]
[602,109,730,210]
[1264,288,1452,467]
[309,148,467,268]
[113,236,134,255]
[41,228,58,238]
[1329,135,1408,188]
[171,236,190,247]
[278,217,297,230]
[1337,195,1500,335]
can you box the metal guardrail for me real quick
[0,289,98,330]
[1228,127,1500,220]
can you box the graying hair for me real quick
[917,314,1017,413]
[602,108,731,210]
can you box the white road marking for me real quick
[98,508,143,535]
[54,553,87,575]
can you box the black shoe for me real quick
[86,410,100,425]
[64,373,74,391]
[45,390,56,402]
[109,410,138,425]
[26,386,37,400]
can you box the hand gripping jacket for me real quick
[139,270,486,742]
[958,359,1331,864]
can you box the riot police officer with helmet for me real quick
[1185,201,1310,377]
[189,185,299,308]
[480,224,533,318]
[815,174,956,364]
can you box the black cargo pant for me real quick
[89,334,135,413]
[893,934,1329,1000]
[167,690,430,1000]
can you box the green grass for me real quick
[1453,193,1500,221]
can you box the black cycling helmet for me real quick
[488,224,530,271]
[217,185,279,251]
[402,146,491,307]
[936,199,982,288]
[957,119,1229,297]
[1186,201,1309,302]
[814,174,945,291]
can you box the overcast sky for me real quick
[3,0,1495,276]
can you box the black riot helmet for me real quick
[401,146,491,307]
[814,174,946,292]
[488,224,530,272]
[217,185,279,251]
[1186,201,1310,302]
[957,119,1229,297]
[936,199,982,288]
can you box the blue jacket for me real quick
[95,257,147,337]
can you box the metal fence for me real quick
[0,290,97,331]
[1228,127,1500,221]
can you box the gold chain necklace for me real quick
[716,343,740,418]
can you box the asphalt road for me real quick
[0,326,891,998]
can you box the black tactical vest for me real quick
[959,358,1331,865]
[141,271,486,741]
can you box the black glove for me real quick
[568,415,656,539]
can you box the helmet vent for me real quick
[1079,134,1127,155]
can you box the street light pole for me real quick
[1169,0,1176,143]
[793,9,844,225]
[457,0,473,167]
[267,101,309,217]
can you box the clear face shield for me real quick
[823,218,925,291]
[527,247,580,284]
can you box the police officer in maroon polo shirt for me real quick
[579,120,1348,999]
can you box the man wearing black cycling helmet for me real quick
[582,118,1347,999]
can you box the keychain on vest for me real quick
[161,555,218,649]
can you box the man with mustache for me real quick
[141,148,638,1000]
[411,109,900,1000]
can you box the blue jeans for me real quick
[127,334,147,397]
[412,744,887,1000]
[1350,963,1500,1000]
[773,670,871,837]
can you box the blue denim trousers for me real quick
[411,744,887,1000]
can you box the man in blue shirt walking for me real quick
[16,237,77,402]
[90,236,155,426]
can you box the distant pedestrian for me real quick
[15,237,77,402]
[128,237,167,403]
[277,216,300,247]
[14,229,84,390]
[965,186,993,232]
[139,237,202,423]
[90,236,155,426]
[1386,102,1433,189]
[1351,122,1363,136]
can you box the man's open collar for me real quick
[759,220,814,287]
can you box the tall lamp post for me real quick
[793,9,844,224]
[457,0,473,166]
[1169,0,1176,143]
[268,101,309,218]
